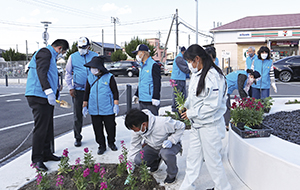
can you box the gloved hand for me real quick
[113,104,119,115]
[47,93,56,106]
[162,140,172,149]
[271,82,277,93]
[124,164,135,185]
[82,107,88,118]
[152,99,160,106]
[132,95,139,104]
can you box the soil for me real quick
[19,163,165,190]
[263,109,300,145]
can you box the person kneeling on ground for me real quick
[124,108,185,184]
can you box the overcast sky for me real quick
[1,0,300,54]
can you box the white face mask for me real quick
[135,123,146,135]
[261,53,268,59]
[136,53,144,63]
[91,68,99,75]
[190,61,199,73]
[56,48,63,59]
[78,48,88,56]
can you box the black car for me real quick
[273,56,300,82]
[155,61,165,75]
[107,61,139,77]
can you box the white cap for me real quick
[78,37,90,48]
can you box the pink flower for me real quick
[120,140,124,144]
[84,147,89,153]
[75,157,81,165]
[63,148,69,157]
[56,175,64,186]
[118,154,124,163]
[100,167,106,178]
[100,182,108,190]
[94,163,101,173]
[83,168,90,177]
[30,163,37,169]
[35,173,42,185]
[140,150,144,159]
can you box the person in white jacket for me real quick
[125,108,185,184]
[180,44,231,190]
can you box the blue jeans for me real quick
[252,88,270,99]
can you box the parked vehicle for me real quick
[164,59,174,76]
[273,56,300,82]
[57,66,64,76]
[107,61,139,77]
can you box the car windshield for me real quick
[113,62,121,67]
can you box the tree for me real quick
[2,48,26,61]
[124,36,156,59]
[111,50,127,62]
[65,42,78,61]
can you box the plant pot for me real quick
[231,122,273,138]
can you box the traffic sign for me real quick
[42,31,49,41]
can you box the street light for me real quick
[41,21,51,46]
[195,0,198,44]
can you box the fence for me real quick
[0,61,28,78]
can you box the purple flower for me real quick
[118,154,124,163]
[63,148,69,157]
[75,157,81,165]
[126,161,133,171]
[35,173,42,185]
[83,168,90,177]
[56,175,64,186]
[100,181,108,190]
[94,163,101,173]
[84,147,89,153]
[30,163,37,169]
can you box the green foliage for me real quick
[83,148,95,169]
[65,42,78,61]
[164,111,191,127]
[2,48,26,61]
[111,50,127,62]
[262,97,274,109]
[124,36,156,59]
[58,156,72,175]
[285,99,300,104]
[117,140,129,177]
[139,159,152,185]
[230,97,265,128]
[36,171,51,190]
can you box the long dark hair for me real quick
[184,44,226,96]
[257,46,271,60]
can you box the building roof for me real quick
[211,13,300,32]
[93,42,121,50]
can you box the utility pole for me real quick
[111,17,119,52]
[176,9,178,55]
[16,44,18,52]
[158,31,161,45]
[26,40,28,61]
[161,14,176,63]
[41,21,51,46]
[195,0,198,44]
[102,29,104,55]
[188,34,190,46]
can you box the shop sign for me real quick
[238,32,251,38]
[278,30,292,37]
[222,51,231,58]
[243,49,248,61]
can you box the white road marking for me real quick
[6,99,21,102]
[0,93,23,98]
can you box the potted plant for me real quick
[261,97,274,113]
[230,96,273,138]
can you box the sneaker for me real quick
[164,175,176,184]
[74,139,81,147]
[108,144,118,151]
[206,188,214,190]
[97,146,106,155]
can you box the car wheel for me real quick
[279,71,292,82]
[115,75,118,77]
[127,71,133,77]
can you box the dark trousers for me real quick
[172,80,187,113]
[139,101,159,116]
[223,94,231,127]
[27,97,54,163]
[134,143,182,178]
[91,114,116,148]
[72,90,84,141]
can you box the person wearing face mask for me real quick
[252,46,277,99]
[205,46,220,68]
[180,44,231,190]
[131,44,161,116]
[223,69,261,130]
[82,56,119,155]
[170,46,190,114]
[245,46,258,97]
[65,37,98,147]
[125,108,185,184]
[25,39,69,171]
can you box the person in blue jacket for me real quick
[82,56,119,155]
[205,46,220,67]
[252,46,277,99]
[171,46,190,114]
[224,69,260,130]
[245,46,258,97]
[132,44,161,116]
[25,39,69,171]
[65,37,98,147]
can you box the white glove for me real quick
[82,107,88,118]
[152,99,160,106]
[271,82,277,93]
[162,140,172,149]
[132,95,139,104]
